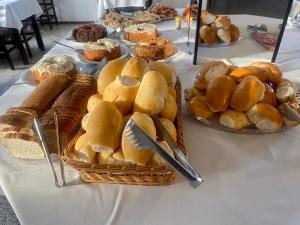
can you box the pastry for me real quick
[72,23,107,42]
[275,79,295,103]
[149,4,178,19]
[121,57,149,80]
[229,66,272,83]
[103,11,137,29]
[201,11,217,24]
[187,96,214,119]
[124,23,157,43]
[217,28,231,44]
[132,11,160,23]
[228,24,240,42]
[250,62,283,85]
[158,94,177,122]
[200,25,217,44]
[219,110,252,130]
[260,83,277,107]
[215,16,231,29]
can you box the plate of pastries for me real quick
[71,23,108,42]
[184,61,300,134]
[148,4,178,20]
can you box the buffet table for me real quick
[1,15,300,225]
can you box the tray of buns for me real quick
[62,57,186,186]
[184,61,300,134]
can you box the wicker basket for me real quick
[62,78,186,186]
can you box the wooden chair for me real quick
[38,0,59,30]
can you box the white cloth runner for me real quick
[0,0,42,30]
[0,15,300,225]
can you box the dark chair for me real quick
[38,0,59,30]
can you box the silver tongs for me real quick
[124,114,203,188]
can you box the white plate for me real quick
[77,44,129,64]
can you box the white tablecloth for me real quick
[1,15,300,225]
[0,0,43,30]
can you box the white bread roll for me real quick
[215,16,231,29]
[121,57,149,80]
[230,76,265,111]
[184,86,205,102]
[98,148,131,165]
[187,96,215,119]
[206,75,236,112]
[87,94,103,112]
[260,83,277,107]
[158,94,177,122]
[86,101,124,153]
[134,71,168,114]
[122,112,156,165]
[77,145,96,163]
[194,61,229,90]
[275,79,295,103]
[103,76,140,115]
[250,62,282,85]
[201,11,217,25]
[200,25,217,44]
[152,141,175,166]
[75,133,89,151]
[246,103,283,130]
[97,58,128,95]
[168,86,177,99]
[159,118,177,142]
[217,28,231,43]
[229,66,272,83]
[148,61,176,86]
[219,110,251,130]
[81,113,90,131]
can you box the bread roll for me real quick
[121,57,149,80]
[215,16,231,29]
[200,25,217,44]
[228,24,240,42]
[98,148,130,165]
[230,76,265,111]
[184,86,205,102]
[148,61,176,86]
[260,83,277,107]
[168,86,177,99]
[201,11,217,25]
[152,141,175,166]
[134,71,168,114]
[86,101,124,153]
[103,76,140,115]
[275,79,295,103]
[87,94,102,112]
[229,66,272,83]
[217,28,231,43]
[187,96,215,119]
[75,133,89,151]
[81,113,90,131]
[246,103,283,130]
[122,112,156,165]
[219,110,251,130]
[159,118,177,142]
[194,61,229,90]
[158,94,177,122]
[77,145,96,163]
[250,62,282,85]
[97,58,127,95]
[206,75,236,112]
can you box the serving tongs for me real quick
[124,114,203,188]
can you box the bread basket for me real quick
[62,78,186,186]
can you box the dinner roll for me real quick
[86,101,124,153]
[250,62,282,85]
[246,103,283,130]
[217,28,231,43]
[152,141,175,166]
[121,57,149,80]
[275,79,295,103]
[103,76,140,115]
[134,71,168,114]
[201,11,217,25]
[81,113,90,131]
[77,145,96,164]
[184,86,205,102]
[219,110,252,130]
[194,61,229,90]
[230,76,265,111]
[148,61,176,86]
[187,96,215,119]
[97,58,127,95]
[122,112,156,165]
[228,24,240,42]
[75,133,89,151]
[229,66,272,83]
[215,16,231,29]
[260,83,277,107]
[159,118,177,142]
[87,94,103,112]
[200,25,217,44]
[206,75,236,112]
[159,94,177,122]
[168,86,177,99]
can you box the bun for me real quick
[228,24,240,42]
[200,25,217,44]
[246,103,283,130]
[159,118,177,142]
[206,75,236,112]
[250,62,282,85]
[168,86,177,99]
[187,96,215,119]
[158,94,177,122]
[219,110,251,129]
[230,76,265,111]
[217,28,231,43]
[77,144,96,163]
[87,94,102,112]
[97,58,128,95]
[81,113,90,131]
[75,133,89,151]
[184,86,205,102]
[260,83,277,107]
[121,57,149,80]
[148,61,176,86]
[134,71,168,114]
[86,101,124,153]
[103,76,140,115]
[122,112,156,165]
[275,79,295,103]
[215,16,231,29]
[201,11,217,25]
[229,66,272,83]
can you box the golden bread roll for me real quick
[201,11,217,25]
[77,145,96,163]
[206,75,236,112]
[200,25,217,44]
[229,66,272,83]
[98,150,112,164]
[250,62,282,85]
[75,133,89,151]
[187,96,214,119]
[260,83,277,107]
[159,118,177,142]
[134,71,168,114]
[194,61,229,90]
[148,61,176,86]
[184,86,205,102]
[152,141,175,166]
[275,79,295,103]
[87,94,103,112]
[86,101,124,153]
[215,16,231,29]
[122,112,156,165]
[217,28,231,43]
[98,148,131,165]
[158,94,177,122]
[228,24,240,42]
[168,86,177,99]
[246,103,283,130]
[121,57,149,80]
[81,113,90,131]
[103,76,140,115]
[219,110,252,130]
[230,76,265,111]
[97,58,127,95]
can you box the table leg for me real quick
[11,28,29,65]
[30,15,46,51]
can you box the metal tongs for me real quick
[124,114,203,188]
